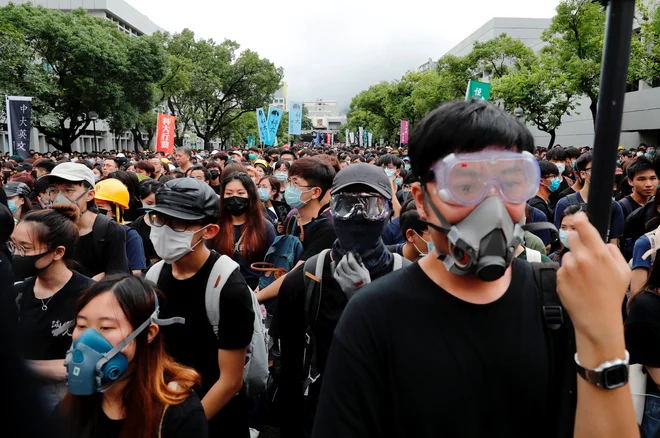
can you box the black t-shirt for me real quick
[210,184,221,195]
[619,194,643,219]
[74,216,130,277]
[130,214,158,265]
[155,250,254,437]
[625,291,660,397]
[15,271,94,360]
[275,251,397,437]
[312,259,551,438]
[528,195,553,222]
[294,218,336,261]
[54,391,208,438]
[557,185,576,202]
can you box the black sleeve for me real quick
[102,221,130,275]
[217,269,255,350]
[312,292,385,438]
[274,266,307,438]
[625,293,660,368]
[302,223,336,261]
[162,391,209,438]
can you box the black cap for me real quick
[149,178,220,221]
[331,163,392,200]
[16,163,33,172]
[3,182,31,198]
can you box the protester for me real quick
[4,181,33,222]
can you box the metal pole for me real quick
[588,0,636,241]
[93,120,98,153]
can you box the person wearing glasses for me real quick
[144,178,256,438]
[9,205,93,412]
[211,173,276,290]
[275,163,410,438]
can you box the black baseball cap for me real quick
[331,163,392,200]
[148,178,220,222]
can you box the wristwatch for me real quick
[574,350,630,390]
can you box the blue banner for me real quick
[315,131,320,145]
[265,107,283,146]
[288,101,303,135]
[256,108,268,144]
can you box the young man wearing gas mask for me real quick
[144,178,256,438]
[276,163,409,438]
[313,100,637,438]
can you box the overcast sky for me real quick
[127,0,560,112]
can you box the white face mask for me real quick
[555,163,566,175]
[150,224,210,264]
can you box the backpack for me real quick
[627,229,658,268]
[145,254,269,397]
[530,262,576,438]
[251,215,326,291]
[300,249,407,392]
[92,214,113,262]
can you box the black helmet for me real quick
[148,178,220,222]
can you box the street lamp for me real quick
[88,111,99,153]
[513,108,524,120]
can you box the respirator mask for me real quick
[422,151,556,282]
[63,293,185,396]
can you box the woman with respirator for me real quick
[54,274,208,438]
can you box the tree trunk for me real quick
[547,129,556,148]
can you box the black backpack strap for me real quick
[92,214,112,262]
[531,262,576,438]
[565,193,580,206]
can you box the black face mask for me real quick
[209,170,219,180]
[12,252,52,280]
[223,196,249,216]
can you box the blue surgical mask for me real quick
[427,240,435,255]
[274,171,288,182]
[384,168,396,179]
[404,164,411,172]
[7,199,18,213]
[249,154,256,161]
[548,177,561,192]
[559,229,570,249]
[258,187,271,202]
[285,185,310,209]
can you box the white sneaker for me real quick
[249,428,260,438]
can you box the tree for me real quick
[541,0,608,126]
[162,30,283,150]
[493,54,577,147]
[632,1,660,85]
[435,54,476,100]
[0,4,167,152]
[468,33,536,79]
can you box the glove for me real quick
[333,252,371,298]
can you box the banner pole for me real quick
[588,0,636,241]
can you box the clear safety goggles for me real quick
[430,151,540,206]
[330,193,389,221]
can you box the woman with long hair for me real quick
[54,274,208,438]
[4,181,34,222]
[10,205,93,411]
[108,170,141,223]
[257,175,281,224]
[212,172,276,289]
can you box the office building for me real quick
[303,99,347,134]
[271,82,288,110]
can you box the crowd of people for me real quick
[0,99,652,437]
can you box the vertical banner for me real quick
[358,127,364,147]
[400,120,409,145]
[363,130,369,147]
[345,129,350,146]
[326,133,331,144]
[156,114,176,155]
[247,136,255,148]
[288,101,303,135]
[315,132,320,146]
[368,132,373,147]
[6,96,33,159]
[265,107,283,146]
[349,132,355,145]
[256,108,269,144]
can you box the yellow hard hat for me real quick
[94,178,130,209]
[254,159,269,169]
[618,146,625,151]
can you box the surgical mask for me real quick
[555,163,565,175]
[223,196,249,216]
[384,168,396,179]
[7,199,18,213]
[413,231,429,257]
[422,193,553,282]
[274,172,288,182]
[249,154,256,161]
[209,170,219,180]
[637,152,644,157]
[257,170,265,179]
[559,229,570,249]
[142,203,153,213]
[87,159,95,165]
[150,224,209,264]
[285,185,312,209]
[258,188,271,202]
[64,294,184,396]
[548,177,561,192]
[11,252,53,280]
[404,163,411,172]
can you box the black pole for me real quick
[588,0,636,241]
[93,120,98,153]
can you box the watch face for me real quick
[603,364,629,389]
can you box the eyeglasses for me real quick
[287,179,313,190]
[150,212,203,232]
[7,240,31,257]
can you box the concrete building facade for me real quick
[441,16,660,149]
[271,82,288,111]
[0,0,163,153]
[302,100,347,134]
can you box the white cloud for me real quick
[126,0,561,112]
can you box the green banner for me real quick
[247,136,255,148]
[465,80,492,101]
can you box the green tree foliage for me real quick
[0,4,167,152]
[493,54,576,147]
[633,1,660,85]
[469,33,536,79]
[160,30,283,150]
